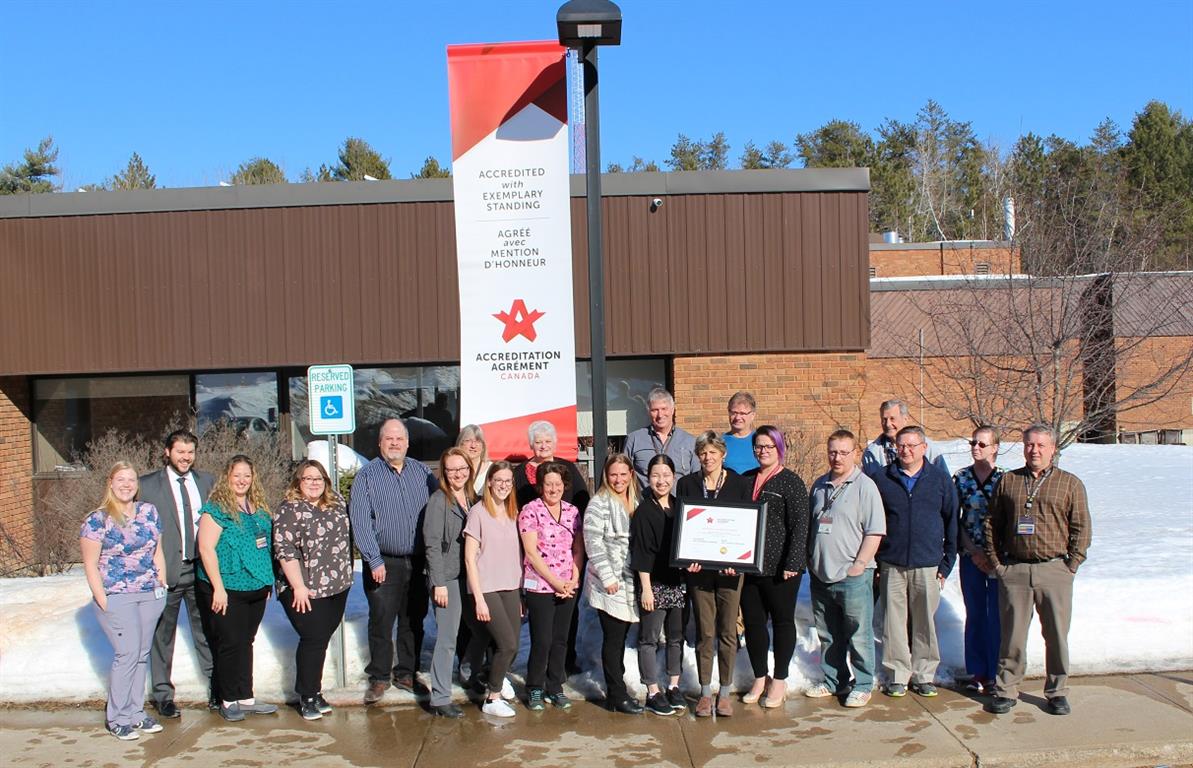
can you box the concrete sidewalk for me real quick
[2,672,1190,768]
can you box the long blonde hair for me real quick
[208,454,270,524]
[482,461,518,521]
[98,461,139,526]
[594,452,640,516]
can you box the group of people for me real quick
[79,389,1092,738]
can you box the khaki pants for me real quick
[689,573,744,687]
[880,563,941,686]
[994,559,1074,699]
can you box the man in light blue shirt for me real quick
[722,391,759,475]
[862,399,949,476]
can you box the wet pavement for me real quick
[2,672,1190,768]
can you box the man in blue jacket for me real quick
[872,425,958,698]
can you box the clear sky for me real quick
[2,0,1191,190]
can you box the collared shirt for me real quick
[167,466,203,547]
[897,463,925,494]
[349,457,437,569]
[984,466,1091,570]
[862,435,950,477]
[624,425,699,487]
[808,467,885,583]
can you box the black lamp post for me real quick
[557,0,621,479]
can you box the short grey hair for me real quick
[728,391,756,411]
[1022,423,1057,445]
[880,399,910,417]
[527,420,557,446]
[895,425,926,443]
[694,429,727,455]
[647,387,675,408]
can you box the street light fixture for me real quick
[557,0,621,479]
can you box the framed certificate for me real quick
[670,498,768,574]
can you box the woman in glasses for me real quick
[954,426,1006,694]
[740,425,811,708]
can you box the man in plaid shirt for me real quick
[983,423,1092,716]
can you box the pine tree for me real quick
[110,152,156,190]
[231,157,286,185]
[332,138,391,181]
[0,136,60,194]
[412,156,450,178]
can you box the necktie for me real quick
[178,476,195,560]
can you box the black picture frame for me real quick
[670,497,768,574]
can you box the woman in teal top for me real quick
[196,454,278,722]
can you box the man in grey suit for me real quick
[139,429,216,718]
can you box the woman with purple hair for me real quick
[739,425,811,708]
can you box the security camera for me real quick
[650,197,663,212]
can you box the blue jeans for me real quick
[959,554,1000,681]
[811,573,875,693]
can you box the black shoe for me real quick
[432,703,465,718]
[299,697,323,721]
[645,692,675,716]
[314,693,333,714]
[1046,696,1071,716]
[609,697,644,715]
[207,688,220,711]
[987,696,1017,714]
[666,687,687,711]
[155,701,180,719]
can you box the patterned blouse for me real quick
[517,497,581,594]
[954,465,1006,550]
[80,502,162,594]
[197,502,274,592]
[273,498,352,599]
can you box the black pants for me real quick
[362,554,428,684]
[464,590,522,695]
[597,609,633,703]
[524,592,575,694]
[740,572,802,680]
[196,580,270,702]
[282,589,348,697]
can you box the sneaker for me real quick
[804,683,834,699]
[910,682,938,697]
[527,688,545,711]
[133,715,163,733]
[107,723,139,741]
[314,693,333,714]
[482,699,517,718]
[666,687,686,711]
[1046,696,1071,716]
[546,691,572,710]
[694,696,713,717]
[500,677,516,701]
[884,683,908,698]
[645,691,674,716]
[844,689,872,708]
[219,702,245,722]
[242,702,278,715]
[300,697,323,721]
[987,695,1017,714]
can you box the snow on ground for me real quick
[1,442,1190,703]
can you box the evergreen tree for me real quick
[231,157,286,185]
[110,152,156,190]
[332,138,391,181]
[667,134,701,171]
[0,136,60,195]
[666,133,729,171]
[795,119,874,168]
[740,140,792,169]
[412,156,451,178]
[299,165,334,183]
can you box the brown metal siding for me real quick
[1,191,868,375]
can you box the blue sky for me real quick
[2,0,1191,190]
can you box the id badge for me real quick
[256,535,268,549]
[154,586,167,599]
[1016,515,1035,536]
[524,578,539,592]
[818,516,833,535]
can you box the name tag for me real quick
[817,516,833,535]
[256,535,269,549]
[154,586,167,599]
[524,577,539,591]
[1016,516,1035,536]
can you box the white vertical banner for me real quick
[447,41,578,461]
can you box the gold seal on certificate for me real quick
[670,499,768,574]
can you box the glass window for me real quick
[33,375,190,473]
[195,372,279,437]
[575,358,667,437]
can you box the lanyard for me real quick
[1023,468,1052,511]
[823,479,851,512]
[702,469,726,500]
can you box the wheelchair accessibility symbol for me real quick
[320,396,343,418]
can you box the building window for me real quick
[575,358,667,438]
[195,372,279,437]
[975,262,990,275]
[33,375,190,473]
[868,266,877,278]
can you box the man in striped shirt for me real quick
[350,418,438,704]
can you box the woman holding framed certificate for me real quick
[740,426,811,708]
[676,430,752,718]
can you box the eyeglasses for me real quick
[445,467,471,475]
[490,478,513,486]
[827,450,853,457]
[968,440,994,448]
[895,442,924,451]
[753,444,777,453]
[300,476,325,483]
[729,410,754,418]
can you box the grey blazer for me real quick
[422,489,468,587]
[138,467,215,587]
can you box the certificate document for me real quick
[671,499,768,574]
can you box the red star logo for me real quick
[707,517,714,524]
[493,299,545,342]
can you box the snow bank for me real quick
[2,442,1190,703]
